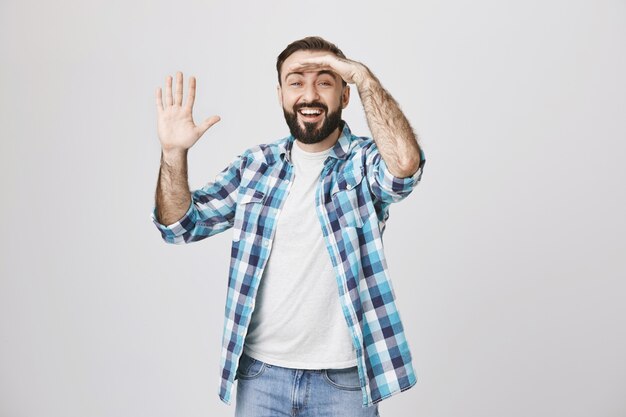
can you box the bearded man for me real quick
[152,36,426,416]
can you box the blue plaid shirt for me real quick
[151,121,426,407]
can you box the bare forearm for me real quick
[155,149,191,225]
[356,69,422,177]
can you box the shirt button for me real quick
[262,240,269,247]
[346,183,353,190]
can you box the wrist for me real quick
[161,147,188,165]
[354,66,376,91]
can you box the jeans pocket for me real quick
[322,366,362,391]
[236,352,268,380]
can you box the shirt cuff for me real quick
[376,147,426,193]
[150,201,195,242]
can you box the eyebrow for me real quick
[284,70,338,81]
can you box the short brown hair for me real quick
[276,36,347,86]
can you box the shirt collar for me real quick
[281,120,352,164]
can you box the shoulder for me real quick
[350,135,375,154]
[346,135,378,168]
[239,135,290,166]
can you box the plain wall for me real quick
[1,0,625,416]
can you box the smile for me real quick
[298,107,324,121]
[298,108,323,115]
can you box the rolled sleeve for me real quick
[366,143,426,204]
[150,154,244,244]
[151,201,196,244]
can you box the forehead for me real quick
[281,50,336,80]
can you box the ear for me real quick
[341,84,350,109]
[277,84,283,107]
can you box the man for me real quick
[152,36,426,416]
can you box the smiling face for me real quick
[278,50,350,146]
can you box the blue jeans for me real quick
[235,351,380,417]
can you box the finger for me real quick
[174,71,183,106]
[197,115,221,135]
[289,55,334,68]
[288,60,328,69]
[288,62,333,74]
[155,87,164,112]
[165,75,173,106]
[185,76,196,110]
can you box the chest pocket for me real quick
[329,165,368,229]
[233,185,267,241]
[239,187,266,205]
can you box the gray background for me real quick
[1,0,625,416]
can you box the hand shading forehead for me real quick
[285,69,337,80]
[281,50,337,80]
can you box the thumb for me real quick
[198,115,221,135]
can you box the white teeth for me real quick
[299,108,322,115]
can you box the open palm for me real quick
[155,71,220,153]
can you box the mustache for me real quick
[293,102,328,113]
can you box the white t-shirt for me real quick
[243,140,358,369]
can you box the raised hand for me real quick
[155,71,220,154]
[285,54,369,85]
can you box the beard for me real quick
[283,101,343,145]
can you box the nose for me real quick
[301,82,320,103]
